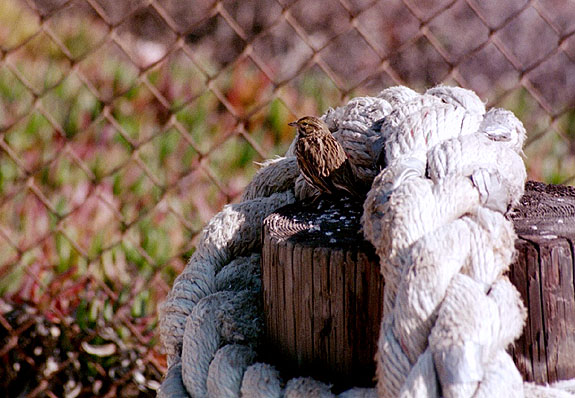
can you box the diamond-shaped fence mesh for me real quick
[0,0,574,396]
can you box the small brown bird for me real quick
[289,116,366,199]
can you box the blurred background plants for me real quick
[0,0,574,396]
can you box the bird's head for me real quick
[288,116,325,137]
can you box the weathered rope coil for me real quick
[158,86,575,398]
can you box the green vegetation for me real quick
[0,1,340,395]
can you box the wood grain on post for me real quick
[262,182,575,387]
[262,199,382,388]
[509,182,575,383]
[261,181,575,388]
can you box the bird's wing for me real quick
[296,137,333,192]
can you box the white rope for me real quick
[157,86,575,398]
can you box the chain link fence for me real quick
[0,0,574,396]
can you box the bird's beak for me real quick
[288,121,297,127]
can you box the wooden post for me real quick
[509,181,575,383]
[261,181,575,389]
[262,199,382,388]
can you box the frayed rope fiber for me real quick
[157,86,575,398]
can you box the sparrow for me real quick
[289,116,366,199]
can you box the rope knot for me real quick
[158,86,571,398]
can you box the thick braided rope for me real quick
[363,87,527,397]
[157,86,575,398]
